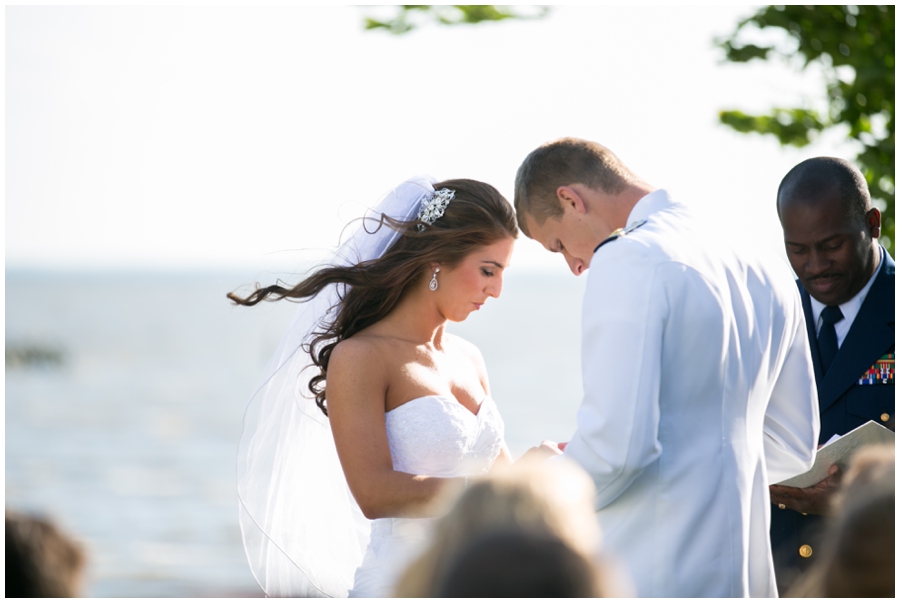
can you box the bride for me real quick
[229,177,519,597]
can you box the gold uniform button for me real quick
[799,544,813,558]
[881,413,890,422]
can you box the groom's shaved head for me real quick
[514,138,633,237]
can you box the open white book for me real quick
[776,420,895,488]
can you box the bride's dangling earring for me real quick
[429,267,440,291]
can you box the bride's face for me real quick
[434,237,515,322]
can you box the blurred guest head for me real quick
[789,444,894,598]
[435,529,604,597]
[394,458,629,597]
[6,509,86,597]
[836,443,895,499]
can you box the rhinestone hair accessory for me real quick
[416,188,455,231]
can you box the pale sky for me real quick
[6,5,859,274]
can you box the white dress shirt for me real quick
[564,189,819,597]
[809,246,883,347]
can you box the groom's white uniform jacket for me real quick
[564,189,818,597]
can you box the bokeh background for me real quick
[6,5,891,596]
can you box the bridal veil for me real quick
[236,177,437,597]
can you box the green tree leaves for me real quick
[363,5,548,35]
[718,5,895,253]
[719,109,828,147]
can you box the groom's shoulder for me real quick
[594,217,674,264]
[594,219,648,254]
[593,218,664,264]
[588,229,667,289]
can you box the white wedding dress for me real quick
[349,394,505,598]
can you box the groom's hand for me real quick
[769,464,842,516]
[519,440,563,463]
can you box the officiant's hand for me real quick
[769,464,842,516]
[519,440,563,463]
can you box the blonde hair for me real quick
[393,458,605,597]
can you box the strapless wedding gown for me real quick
[349,395,505,598]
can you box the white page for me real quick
[776,421,894,488]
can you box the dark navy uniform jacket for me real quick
[769,248,895,593]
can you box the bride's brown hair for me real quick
[228,179,518,415]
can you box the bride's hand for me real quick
[519,440,563,463]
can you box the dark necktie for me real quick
[818,306,844,373]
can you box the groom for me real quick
[514,138,820,597]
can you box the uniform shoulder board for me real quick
[593,219,647,253]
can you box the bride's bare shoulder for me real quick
[329,334,389,370]
[326,336,395,409]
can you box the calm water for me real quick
[5,269,585,597]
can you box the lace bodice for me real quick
[350,395,505,597]
[386,395,505,477]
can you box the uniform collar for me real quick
[809,245,883,328]
[626,188,674,227]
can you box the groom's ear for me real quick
[556,186,587,215]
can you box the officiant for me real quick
[770,156,895,593]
